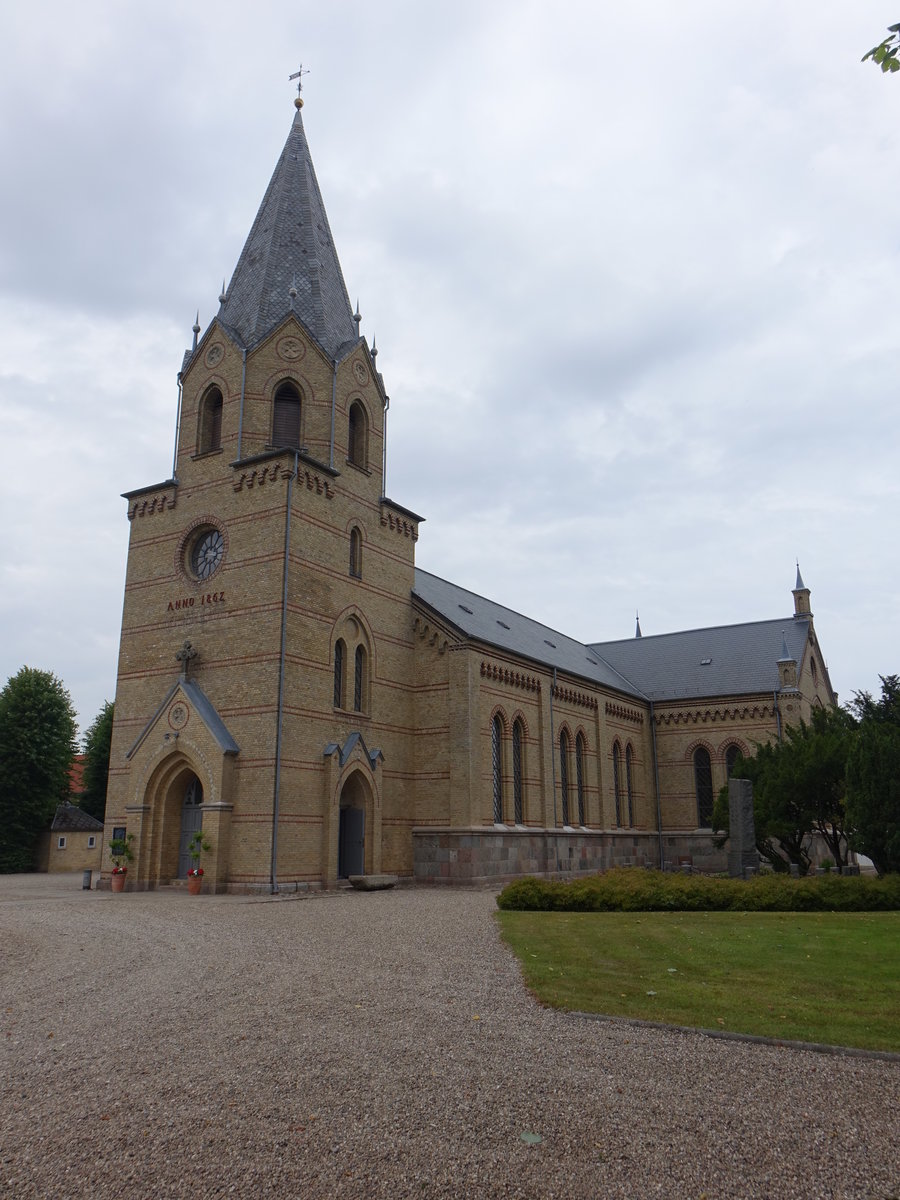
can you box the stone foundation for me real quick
[412,827,728,884]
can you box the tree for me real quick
[846,676,900,875]
[80,700,114,822]
[0,668,78,872]
[863,24,900,73]
[713,706,856,874]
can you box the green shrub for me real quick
[495,868,900,913]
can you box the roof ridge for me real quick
[590,615,802,648]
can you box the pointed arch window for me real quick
[625,744,635,827]
[559,730,571,826]
[512,719,524,825]
[694,747,714,828]
[491,715,503,823]
[198,386,223,454]
[333,639,345,709]
[725,744,741,778]
[575,733,586,826]
[349,527,362,578]
[354,645,367,713]
[348,401,368,468]
[612,742,623,826]
[272,382,301,448]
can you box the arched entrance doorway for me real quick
[178,775,203,878]
[337,772,369,878]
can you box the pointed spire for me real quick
[777,631,792,663]
[217,102,358,358]
[191,310,201,352]
[792,562,812,620]
[371,336,378,361]
[219,280,227,304]
[635,612,642,639]
[354,300,361,331]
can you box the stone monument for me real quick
[728,778,761,877]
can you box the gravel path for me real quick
[1,874,898,1199]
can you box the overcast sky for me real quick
[1,2,898,735]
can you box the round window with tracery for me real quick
[188,527,225,581]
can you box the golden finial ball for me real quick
[294,97,304,109]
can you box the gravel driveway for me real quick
[1,873,898,1199]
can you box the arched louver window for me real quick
[350,528,362,578]
[199,387,223,453]
[575,733,586,826]
[694,747,714,828]
[272,382,301,448]
[333,640,345,709]
[491,715,503,823]
[348,401,367,468]
[725,744,741,778]
[625,744,635,827]
[512,719,524,825]
[559,730,571,826]
[612,743,622,826]
[354,645,366,713]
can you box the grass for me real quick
[497,909,900,1052]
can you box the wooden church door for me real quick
[178,776,203,878]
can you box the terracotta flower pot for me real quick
[111,872,126,893]
[187,875,203,896]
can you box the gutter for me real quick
[382,394,390,495]
[237,349,247,460]
[773,690,783,742]
[271,450,299,894]
[649,700,664,869]
[172,374,183,479]
[549,667,558,828]
[329,364,337,470]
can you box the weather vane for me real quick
[288,65,309,98]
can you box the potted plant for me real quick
[187,831,211,895]
[109,833,134,892]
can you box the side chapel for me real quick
[101,95,837,891]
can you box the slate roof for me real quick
[51,803,103,833]
[216,106,359,359]
[126,678,239,761]
[412,570,644,697]
[589,618,811,702]
[413,569,810,704]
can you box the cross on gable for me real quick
[176,640,197,678]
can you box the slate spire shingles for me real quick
[217,104,358,360]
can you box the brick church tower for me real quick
[102,94,422,891]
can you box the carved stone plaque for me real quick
[277,336,305,361]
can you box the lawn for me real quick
[497,909,900,1052]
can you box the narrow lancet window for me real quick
[492,716,503,823]
[273,382,301,448]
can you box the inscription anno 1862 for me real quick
[167,591,225,613]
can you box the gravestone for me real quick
[728,778,761,878]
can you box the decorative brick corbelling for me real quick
[553,684,597,711]
[480,661,542,695]
[413,616,449,655]
[232,462,333,496]
[128,491,177,521]
[655,703,774,726]
[605,701,643,724]
[380,510,418,540]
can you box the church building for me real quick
[101,95,836,891]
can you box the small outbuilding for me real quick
[35,803,104,874]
